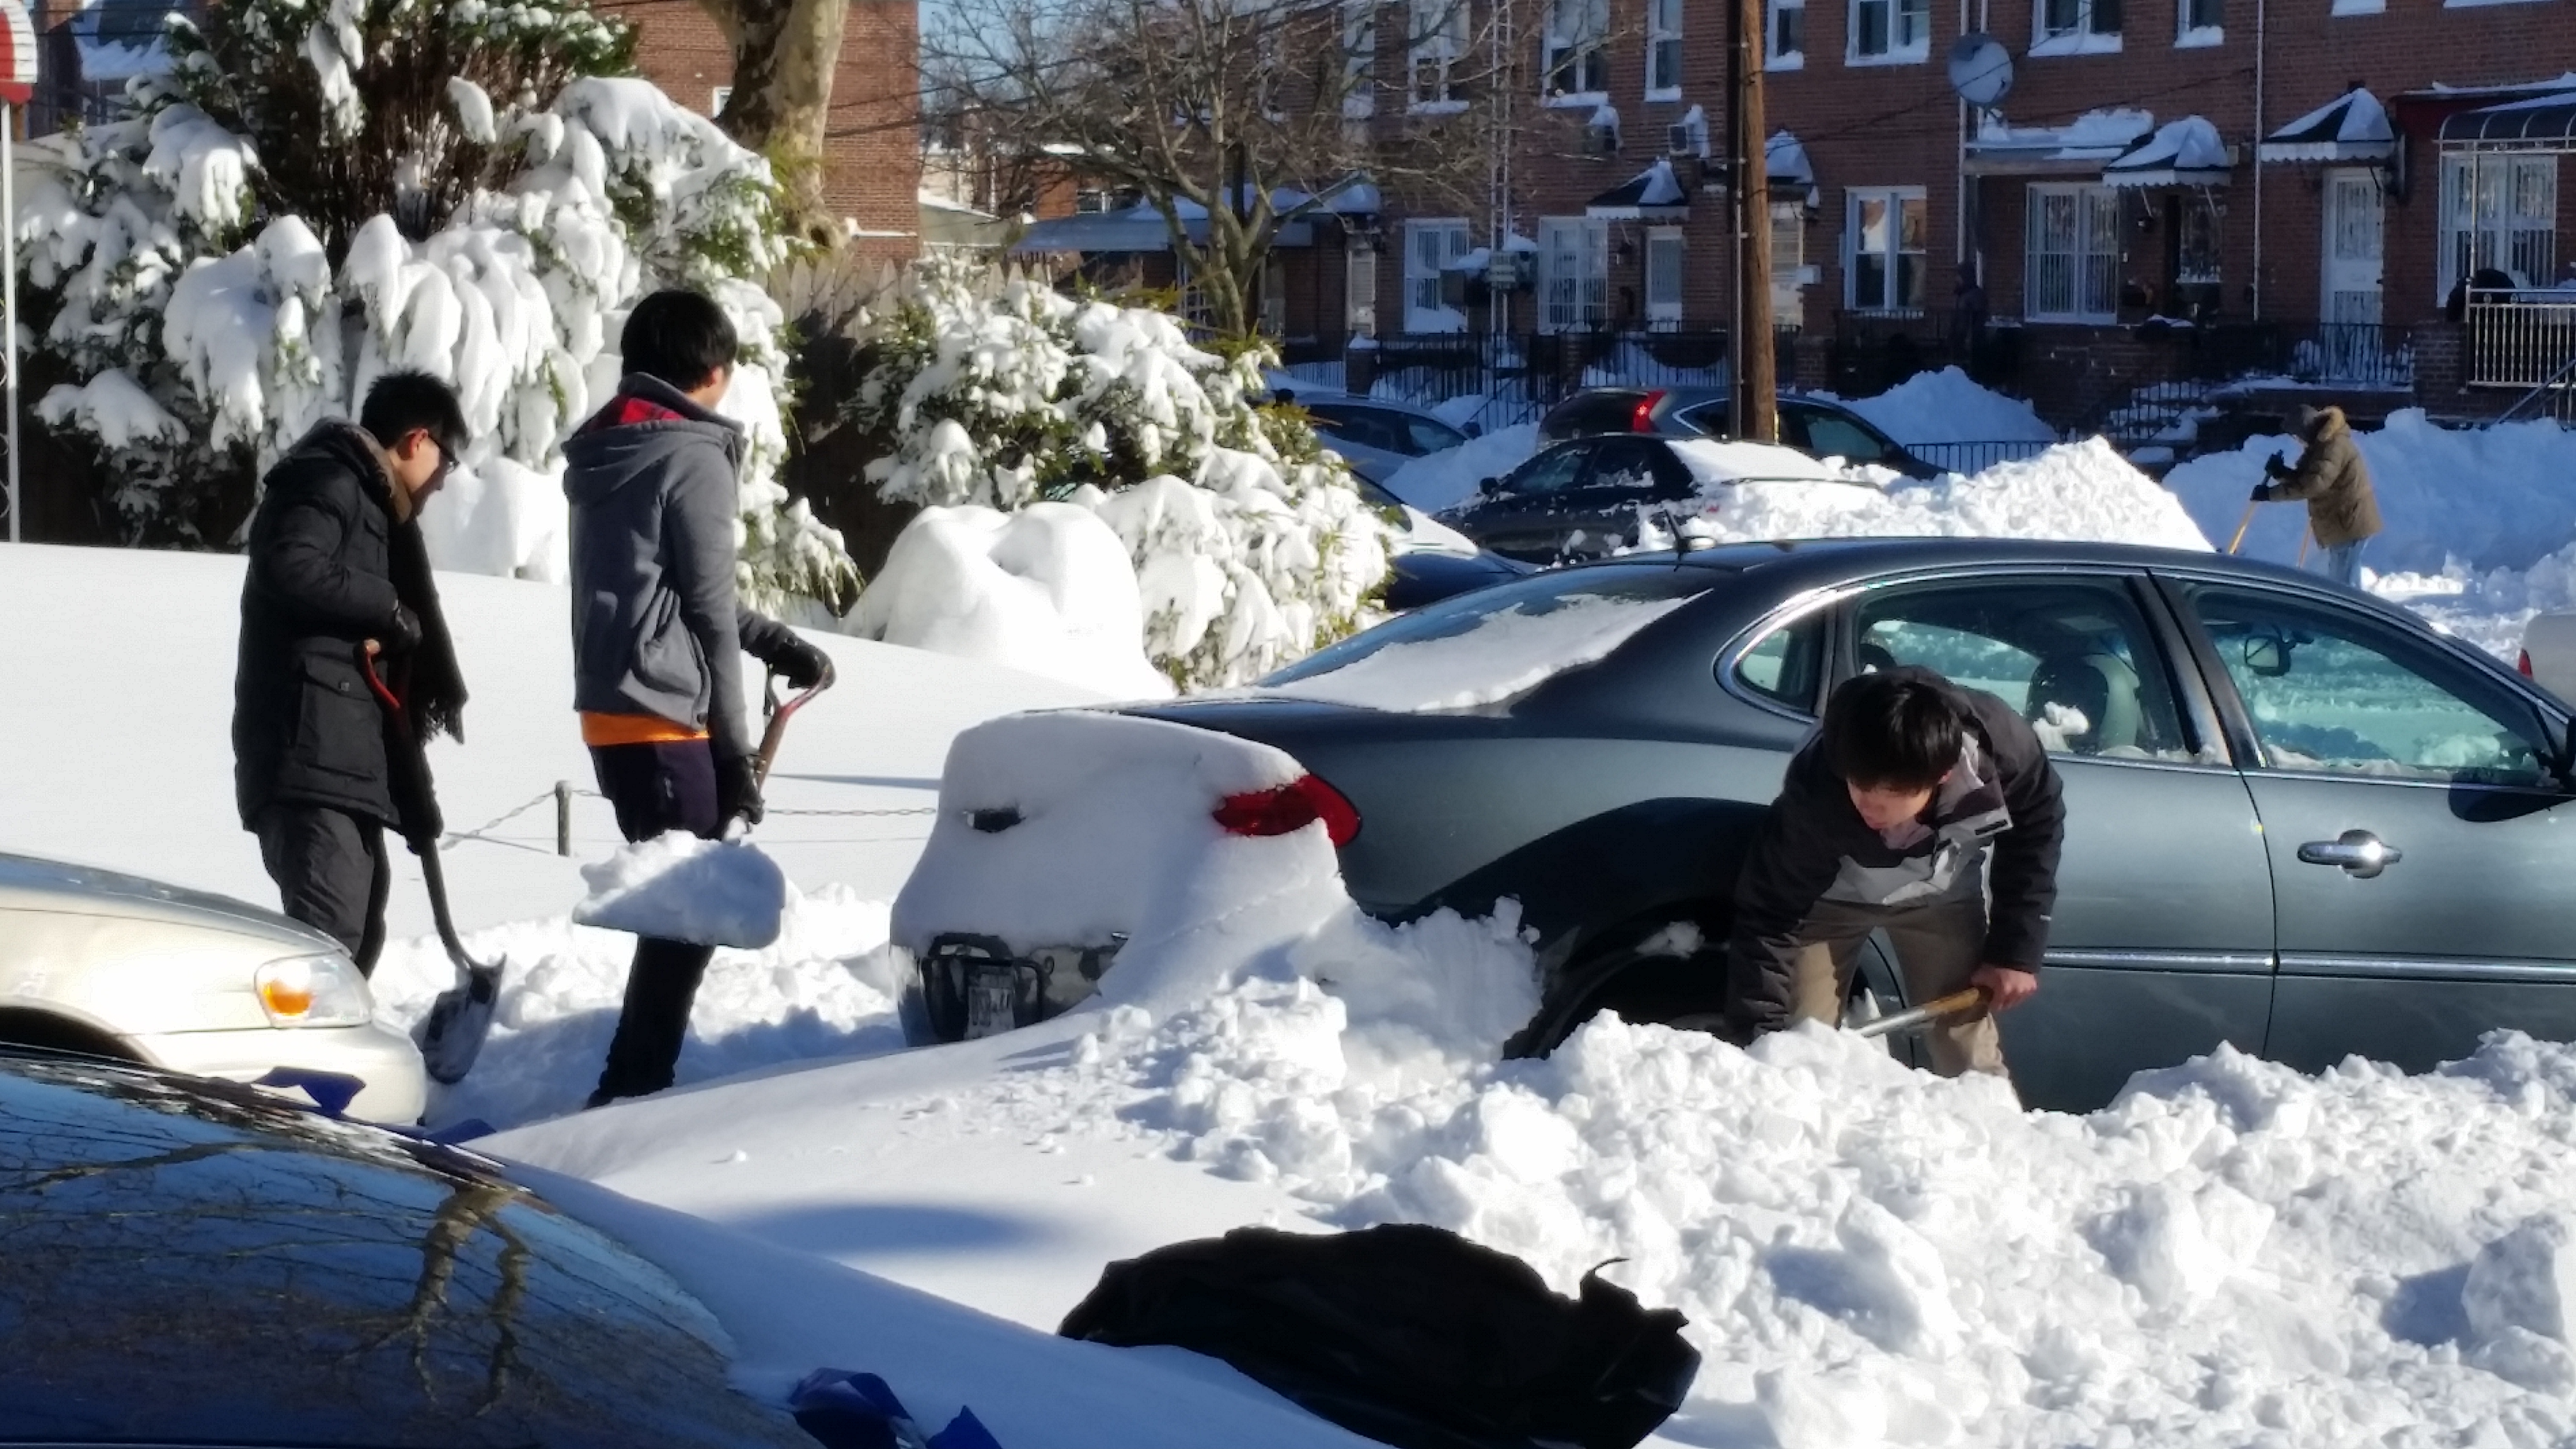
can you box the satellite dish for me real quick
[1948,33,2014,108]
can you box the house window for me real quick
[1644,227,1685,328]
[1770,202,1807,326]
[1544,0,1608,99]
[1845,188,1927,312]
[2171,191,2222,288]
[1409,0,1471,110]
[1538,217,1608,331]
[1262,254,1288,337]
[2035,0,2120,52]
[1646,0,1683,97]
[2176,0,2221,43]
[1849,0,1930,62]
[711,86,732,116]
[1767,0,1805,67]
[2440,155,2559,301]
[1347,239,1379,336]
[1405,219,1473,332]
[2025,183,2123,321]
[1345,0,1378,118]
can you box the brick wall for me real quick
[626,0,921,261]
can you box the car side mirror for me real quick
[2241,631,2292,678]
[1477,476,1502,497]
[1465,423,1484,439]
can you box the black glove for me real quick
[2264,451,2291,480]
[379,603,423,657]
[386,731,445,851]
[771,636,835,691]
[715,752,765,830]
[2249,482,2271,502]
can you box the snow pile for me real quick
[375,886,906,1130]
[16,7,853,609]
[1646,438,2210,551]
[849,503,1175,699]
[1263,590,1698,712]
[1383,421,1542,513]
[842,258,1390,688]
[2165,411,2576,580]
[1830,367,2059,447]
[573,836,792,950]
[2376,540,2576,661]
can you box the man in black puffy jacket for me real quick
[1722,667,2065,1080]
[234,372,472,974]
[564,289,833,1109]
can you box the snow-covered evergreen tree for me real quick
[17,0,855,611]
[844,258,1391,689]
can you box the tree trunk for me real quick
[699,0,851,244]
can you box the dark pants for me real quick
[255,804,390,976]
[589,741,721,1102]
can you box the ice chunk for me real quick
[574,836,791,950]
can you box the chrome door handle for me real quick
[2297,829,2403,879]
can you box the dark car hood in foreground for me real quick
[0,1055,813,1449]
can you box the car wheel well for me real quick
[0,1008,143,1064]
[1509,911,1913,1061]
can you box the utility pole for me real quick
[1731,0,1776,441]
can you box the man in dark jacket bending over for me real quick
[1723,667,2065,1079]
[235,373,472,974]
[566,288,832,1109]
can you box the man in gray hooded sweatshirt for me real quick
[564,288,833,1109]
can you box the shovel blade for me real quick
[416,964,504,1086]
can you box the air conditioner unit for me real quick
[1668,122,1697,156]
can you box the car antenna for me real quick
[1657,505,1710,566]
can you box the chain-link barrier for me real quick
[439,783,937,854]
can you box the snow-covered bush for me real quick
[843,258,1390,688]
[17,0,855,612]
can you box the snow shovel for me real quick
[1850,986,1990,1041]
[359,647,505,1087]
[754,660,836,788]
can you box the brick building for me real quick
[625,0,922,260]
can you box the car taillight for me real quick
[2521,650,2536,678]
[1631,390,1667,433]
[1213,775,1361,847]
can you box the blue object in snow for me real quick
[789,1369,1002,1449]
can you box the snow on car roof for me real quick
[1663,436,1876,489]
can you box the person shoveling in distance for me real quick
[565,288,834,1112]
[2251,404,2382,589]
[1721,668,2065,1087]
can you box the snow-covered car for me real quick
[898,536,2576,1113]
[1538,386,1945,481]
[2518,610,2576,703]
[1351,473,1534,610]
[1274,389,1477,487]
[0,851,426,1123]
[1438,434,1879,564]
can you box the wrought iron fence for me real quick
[2466,294,2576,390]
[1900,440,2062,475]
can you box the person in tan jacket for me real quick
[2254,405,2382,588]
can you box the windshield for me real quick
[1261,567,1717,711]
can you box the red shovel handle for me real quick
[755,662,835,788]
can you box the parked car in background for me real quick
[1278,389,1478,487]
[0,851,426,1123]
[1435,433,1872,564]
[1347,457,1534,610]
[911,538,2576,1113]
[1539,386,1943,481]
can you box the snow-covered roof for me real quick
[2408,72,2576,99]
[1966,108,2155,175]
[1586,158,1689,219]
[2103,116,2236,187]
[1765,131,1814,188]
[2260,87,2395,164]
[918,190,997,219]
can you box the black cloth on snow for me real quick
[254,803,390,976]
[589,739,721,1104]
[233,421,467,845]
[1058,1223,1700,1449]
[1723,665,2066,1038]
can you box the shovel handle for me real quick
[1851,986,1991,1041]
[2225,500,2257,555]
[754,662,835,788]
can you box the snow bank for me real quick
[2165,411,2576,579]
[1649,438,2209,551]
[573,836,792,950]
[2379,542,2576,662]
[1830,367,2058,446]
[848,503,1175,700]
[1383,422,1542,513]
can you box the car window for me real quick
[1676,401,1732,436]
[1587,438,1673,496]
[2193,589,2554,788]
[1546,393,1646,439]
[1855,577,2195,760]
[1401,415,1469,455]
[1307,403,1396,452]
[1732,610,1829,712]
[1801,410,1892,466]
[1498,443,1592,498]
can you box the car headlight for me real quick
[253,954,372,1028]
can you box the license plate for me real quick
[964,968,1019,1039]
